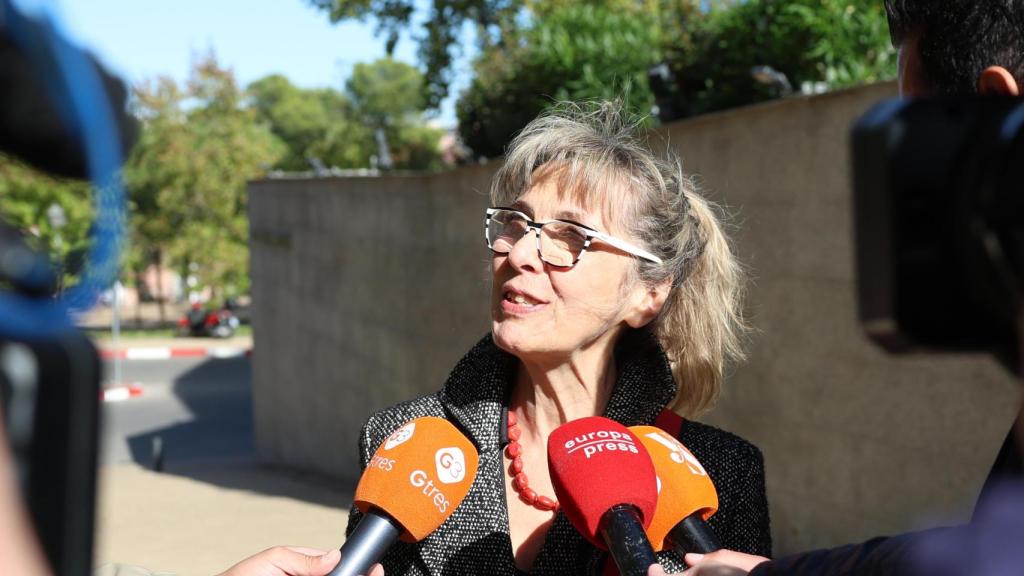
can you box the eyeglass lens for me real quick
[487,209,587,267]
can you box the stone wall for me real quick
[248,82,1021,554]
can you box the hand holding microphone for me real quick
[547,417,660,576]
[330,417,478,576]
[631,426,722,556]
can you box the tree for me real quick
[312,0,895,159]
[124,54,281,319]
[310,0,523,108]
[345,58,445,171]
[248,75,372,170]
[248,64,443,172]
[663,0,895,117]
[123,76,189,319]
[0,154,93,291]
[457,3,662,158]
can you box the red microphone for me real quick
[547,417,659,576]
[330,417,479,576]
[631,425,721,555]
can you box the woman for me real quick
[346,101,771,575]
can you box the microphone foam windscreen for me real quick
[354,416,479,542]
[547,416,658,548]
[630,426,719,551]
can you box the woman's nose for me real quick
[506,228,543,271]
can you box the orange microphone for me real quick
[329,417,479,576]
[630,426,721,555]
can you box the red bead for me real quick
[506,441,522,458]
[536,496,557,511]
[520,488,537,504]
[503,411,559,512]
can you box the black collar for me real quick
[439,328,678,453]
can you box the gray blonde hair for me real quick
[490,101,748,418]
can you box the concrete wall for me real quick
[249,164,498,481]
[248,82,1021,555]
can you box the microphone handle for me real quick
[599,504,658,576]
[669,512,722,555]
[329,508,402,576]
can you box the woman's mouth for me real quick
[501,291,546,313]
[505,292,540,307]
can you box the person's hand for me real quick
[215,546,343,576]
[681,551,770,575]
[647,559,750,575]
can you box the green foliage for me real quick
[0,155,93,288]
[311,0,895,158]
[344,58,445,170]
[310,0,523,108]
[124,54,282,301]
[389,123,446,171]
[346,58,426,126]
[457,3,662,158]
[307,0,417,54]
[248,75,372,171]
[250,59,443,172]
[665,0,896,116]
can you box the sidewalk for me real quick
[93,336,253,360]
[95,461,354,576]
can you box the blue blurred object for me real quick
[0,0,125,339]
[912,480,1024,576]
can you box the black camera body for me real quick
[0,334,102,576]
[853,97,1024,369]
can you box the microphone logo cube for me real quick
[642,430,708,477]
[434,447,467,484]
[384,422,416,450]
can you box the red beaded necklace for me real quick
[505,410,559,512]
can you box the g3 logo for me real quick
[384,422,416,450]
[435,447,467,484]
[645,431,708,476]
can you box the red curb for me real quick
[102,384,144,402]
[98,347,251,360]
[170,348,206,358]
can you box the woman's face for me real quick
[490,174,654,364]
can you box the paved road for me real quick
[100,356,254,466]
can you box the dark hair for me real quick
[885,1,1024,94]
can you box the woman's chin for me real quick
[491,323,537,357]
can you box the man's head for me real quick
[885,1,1024,97]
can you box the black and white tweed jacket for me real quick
[346,330,772,575]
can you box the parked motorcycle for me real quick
[177,303,239,338]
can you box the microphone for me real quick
[330,416,479,576]
[630,425,721,555]
[547,416,659,576]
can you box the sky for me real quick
[21,0,468,127]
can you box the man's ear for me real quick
[624,278,671,329]
[978,66,1020,96]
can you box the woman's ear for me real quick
[978,66,1020,96]
[624,278,671,329]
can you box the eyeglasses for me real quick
[484,207,663,268]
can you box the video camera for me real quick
[852,97,1024,481]
[0,2,135,575]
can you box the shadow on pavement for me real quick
[124,356,354,508]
